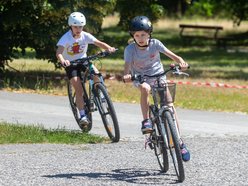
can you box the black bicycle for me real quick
[67,50,120,143]
[131,64,189,182]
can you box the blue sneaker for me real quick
[141,119,153,134]
[180,143,190,162]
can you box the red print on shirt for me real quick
[72,42,80,54]
[150,54,155,58]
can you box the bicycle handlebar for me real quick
[127,64,190,83]
[69,48,118,66]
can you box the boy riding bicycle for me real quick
[123,16,190,161]
[56,12,116,129]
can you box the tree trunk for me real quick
[0,60,5,79]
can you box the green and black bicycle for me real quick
[67,50,120,143]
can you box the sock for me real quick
[80,110,85,116]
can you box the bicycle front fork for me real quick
[166,106,182,144]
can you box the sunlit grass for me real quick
[7,58,64,74]
[105,79,248,114]
[154,18,248,33]
[0,122,106,144]
[175,84,248,114]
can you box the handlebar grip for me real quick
[101,48,118,56]
[171,64,190,70]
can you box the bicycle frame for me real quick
[86,64,106,113]
[67,50,120,142]
[147,83,185,182]
[151,86,181,145]
[132,64,189,182]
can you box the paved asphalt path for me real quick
[0,90,248,138]
[0,90,248,185]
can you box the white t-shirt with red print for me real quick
[57,30,97,61]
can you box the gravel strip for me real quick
[1,135,248,186]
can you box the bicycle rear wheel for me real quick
[149,106,169,173]
[67,81,92,132]
[94,83,120,142]
[163,110,185,182]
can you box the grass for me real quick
[0,122,106,144]
[105,79,248,114]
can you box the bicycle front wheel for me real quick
[163,110,185,182]
[149,106,169,173]
[94,83,120,142]
[67,80,92,132]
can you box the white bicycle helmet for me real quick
[68,12,86,26]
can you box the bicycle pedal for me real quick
[148,142,154,149]
[142,130,152,135]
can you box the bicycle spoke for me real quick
[94,83,120,142]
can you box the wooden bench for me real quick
[179,24,223,44]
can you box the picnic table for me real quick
[179,24,223,44]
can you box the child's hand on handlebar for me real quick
[107,47,117,53]
[123,74,132,83]
[61,60,70,67]
[178,61,189,71]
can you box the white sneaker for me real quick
[79,115,89,126]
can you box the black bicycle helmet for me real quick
[129,16,153,36]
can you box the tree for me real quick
[116,0,164,29]
[158,0,192,17]
[215,0,248,26]
[0,0,116,72]
[186,0,248,26]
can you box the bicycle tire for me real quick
[149,106,169,173]
[67,81,92,132]
[163,110,185,182]
[94,83,120,142]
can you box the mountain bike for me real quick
[67,50,120,143]
[131,64,189,182]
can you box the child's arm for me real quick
[56,45,70,67]
[164,49,188,71]
[123,62,132,82]
[94,39,116,53]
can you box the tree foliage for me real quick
[215,0,248,26]
[0,0,116,71]
[116,0,164,29]
[186,0,248,26]
[0,0,247,73]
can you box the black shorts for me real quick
[65,65,87,80]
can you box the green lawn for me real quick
[0,122,106,144]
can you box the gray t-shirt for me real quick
[124,38,167,76]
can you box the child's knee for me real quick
[139,84,150,95]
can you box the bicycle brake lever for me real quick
[101,51,109,57]
[101,48,118,57]
[172,71,189,77]
[180,72,189,76]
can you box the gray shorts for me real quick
[133,75,167,87]
[133,75,173,106]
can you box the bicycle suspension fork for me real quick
[166,105,182,143]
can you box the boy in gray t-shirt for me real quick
[123,16,190,162]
